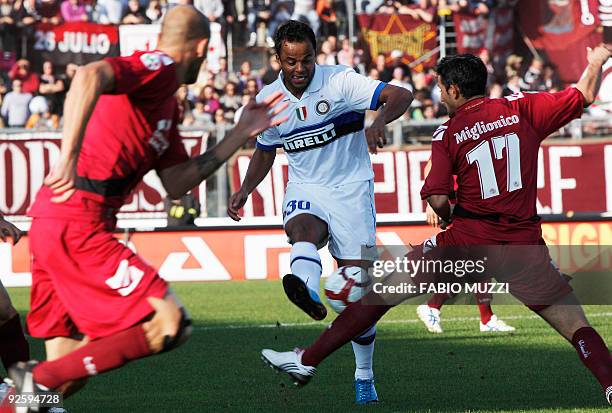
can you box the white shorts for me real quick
[282,180,378,261]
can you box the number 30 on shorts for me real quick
[284,200,311,217]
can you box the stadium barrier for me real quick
[0,129,611,227]
[1,218,610,287]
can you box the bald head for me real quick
[159,5,210,46]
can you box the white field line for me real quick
[193,312,612,332]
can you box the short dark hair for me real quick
[435,54,487,99]
[273,20,316,56]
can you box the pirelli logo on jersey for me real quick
[281,111,365,153]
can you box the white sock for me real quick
[352,325,376,380]
[290,241,322,294]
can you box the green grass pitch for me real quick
[5,281,612,413]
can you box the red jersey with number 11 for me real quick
[421,88,584,222]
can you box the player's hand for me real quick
[586,44,612,67]
[44,157,77,203]
[365,116,387,154]
[425,204,439,228]
[235,91,289,139]
[0,218,22,244]
[227,188,249,221]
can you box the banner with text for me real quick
[2,220,610,287]
[230,140,612,217]
[357,13,438,71]
[30,22,120,68]
[0,130,208,220]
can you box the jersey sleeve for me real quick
[254,91,283,151]
[337,68,386,112]
[421,130,454,199]
[155,109,190,171]
[513,88,585,140]
[105,52,176,97]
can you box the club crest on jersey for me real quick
[140,53,162,71]
[296,106,307,121]
[315,99,331,115]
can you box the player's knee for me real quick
[287,218,326,245]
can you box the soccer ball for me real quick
[324,266,371,314]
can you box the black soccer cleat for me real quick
[282,274,327,321]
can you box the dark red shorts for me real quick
[432,217,572,307]
[26,218,168,340]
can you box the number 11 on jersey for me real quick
[466,133,523,199]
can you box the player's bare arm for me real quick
[158,91,288,200]
[364,84,412,154]
[0,216,22,244]
[575,44,611,107]
[427,194,451,223]
[422,159,440,227]
[227,148,276,221]
[44,60,115,203]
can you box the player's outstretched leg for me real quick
[533,294,612,405]
[8,295,191,403]
[352,325,378,404]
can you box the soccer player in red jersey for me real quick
[6,5,288,406]
[261,45,612,405]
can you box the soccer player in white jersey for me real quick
[228,20,412,404]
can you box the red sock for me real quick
[302,300,391,367]
[33,324,151,389]
[477,304,493,324]
[571,327,612,391]
[427,293,448,310]
[0,314,30,370]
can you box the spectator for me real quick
[397,1,434,22]
[8,59,39,95]
[374,53,392,82]
[235,60,254,92]
[243,77,259,97]
[389,49,411,81]
[191,101,213,127]
[38,60,65,114]
[542,64,560,91]
[26,95,59,129]
[1,79,32,127]
[267,1,292,47]
[0,0,17,51]
[60,0,88,21]
[246,0,270,47]
[502,73,521,96]
[261,54,281,85]
[520,57,544,91]
[121,0,149,24]
[505,54,523,79]
[292,0,319,36]
[95,0,123,24]
[38,0,62,23]
[145,0,164,22]
[478,48,495,87]
[389,66,413,92]
[317,0,337,38]
[176,85,194,125]
[336,38,353,67]
[368,67,380,80]
[198,85,221,115]
[194,0,222,22]
[57,62,78,115]
[319,39,336,65]
[13,0,38,29]
[213,107,230,126]
[219,81,241,111]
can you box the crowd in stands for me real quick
[0,0,579,134]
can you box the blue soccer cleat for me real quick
[282,274,327,320]
[355,378,379,405]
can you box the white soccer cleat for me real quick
[261,348,316,386]
[605,385,611,405]
[480,315,516,332]
[416,304,443,334]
